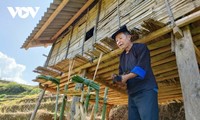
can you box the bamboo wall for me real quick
[46,0,200,66]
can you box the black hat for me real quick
[111,25,131,40]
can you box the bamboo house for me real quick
[22,0,200,119]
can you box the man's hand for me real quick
[121,75,128,84]
[112,73,137,84]
[112,74,122,84]
[122,73,138,83]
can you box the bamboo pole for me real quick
[59,84,68,120]
[59,95,67,120]
[30,84,47,120]
[93,52,103,81]
[89,106,95,120]
[85,87,92,112]
[54,85,60,120]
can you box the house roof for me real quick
[21,0,95,49]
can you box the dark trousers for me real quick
[128,89,159,120]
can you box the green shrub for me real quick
[0,94,6,98]
[0,82,26,95]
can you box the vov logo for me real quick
[7,7,40,19]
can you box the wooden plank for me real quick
[148,38,171,50]
[156,73,179,82]
[150,45,171,57]
[151,55,175,67]
[175,26,200,120]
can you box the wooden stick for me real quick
[93,52,103,81]
[30,84,47,120]
[89,105,95,120]
[68,59,75,82]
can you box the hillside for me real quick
[0,80,68,120]
[0,80,103,120]
[0,80,40,103]
[0,80,40,94]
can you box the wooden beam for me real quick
[51,0,94,41]
[33,0,69,40]
[134,10,200,44]
[25,0,69,49]
[175,26,200,120]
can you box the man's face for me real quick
[115,32,131,50]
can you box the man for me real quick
[111,25,159,120]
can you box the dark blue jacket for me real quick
[119,43,158,95]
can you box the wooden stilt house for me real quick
[22,0,200,119]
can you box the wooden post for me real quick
[175,25,200,120]
[44,42,55,67]
[53,40,62,65]
[30,84,47,120]
[81,9,89,55]
[65,25,74,59]
[92,0,102,48]
[164,0,183,39]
